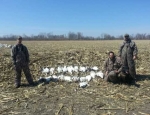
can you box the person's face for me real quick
[17,39,22,44]
[124,36,129,41]
[109,53,114,59]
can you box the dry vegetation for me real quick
[0,40,150,115]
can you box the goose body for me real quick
[50,68,55,74]
[42,67,49,73]
[92,66,99,71]
[86,75,92,82]
[64,76,72,82]
[72,76,80,82]
[79,82,88,88]
[57,66,63,73]
[63,66,67,73]
[90,71,96,78]
[96,71,104,78]
[80,77,86,82]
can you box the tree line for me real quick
[0,32,150,40]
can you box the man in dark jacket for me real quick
[118,34,138,82]
[11,36,34,88]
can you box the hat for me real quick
[124,34,129,37]
[17,36,22,40]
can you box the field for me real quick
[0,40,150,115]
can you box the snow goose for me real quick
[67,66,74,74]
[50,68,55,74]
[57,66,63,73]
[62,66,67,73]
[58,75,64,81]
[86,75,92,82]
[79,82,88,88]
[64,76,72,82]
[74,66,79,72]
[90,71,96,79]
[72,76,80,82]
[52,75,59,81]
[80,77,87,82]
[96,71,104,78]
[92,66,99,71]
[79,66,87,72]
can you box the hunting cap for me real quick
[124,34,129,37]
[17,36,22,40]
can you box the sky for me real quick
[0,0,150,37]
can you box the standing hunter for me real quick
[118,34,138,82]
[11,36,34,88]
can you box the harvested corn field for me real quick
[0,40,150,115]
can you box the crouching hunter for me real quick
[103,51,130,83]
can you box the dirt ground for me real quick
[0,40,150,115]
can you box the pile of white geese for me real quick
[38,65,104,88]
[0,43,13,49]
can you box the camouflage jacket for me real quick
[118,39,138,57]
[11,44,29,64]
[104,56,122,73]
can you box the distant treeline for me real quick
[0,32,150,40]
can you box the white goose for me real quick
[45,76,52,82]
[92,66,99,71]
[52,75,59,81]
[74,66,79,72]
[58,75,64,81]
[86,75,92,82]
[72,76,80,82]
[57,66,63,73]
[96,71,104,78]
[63,66,67,73]
[80,77,87,82]
[50,68,55,74]
[64,76,72,82]
[42,67,50,76]
[79,66,87,72]
[38,76,52,83]
[79,82,88,88]
[90,71,96,79]
[67,66,74,74]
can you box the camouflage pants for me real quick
[104,71,119,83]
[104,71,130,83]
[121,56,136,79]
[14,62,34,86]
